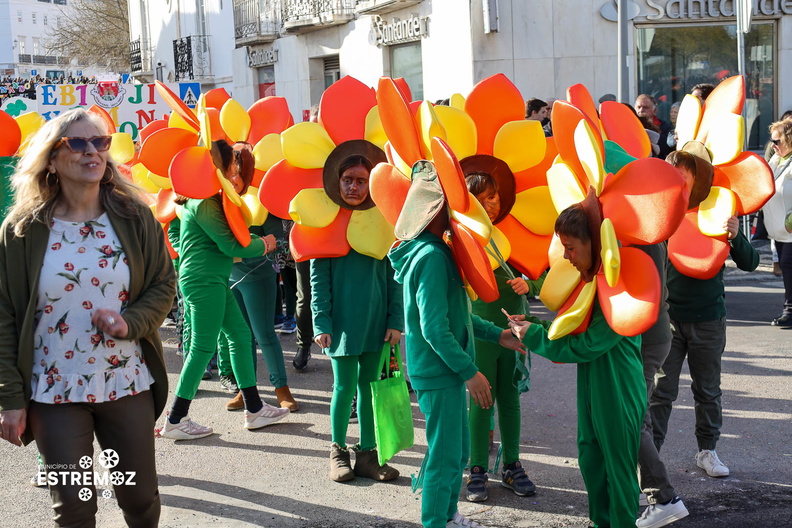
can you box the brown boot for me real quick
[329,443,355,482]
[275,386,299,412]
[225,391,244,411]
[353,448,399,481]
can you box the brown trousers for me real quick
[29,390,160,528]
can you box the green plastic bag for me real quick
[371,343,414,466]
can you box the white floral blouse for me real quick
[30,213,153,404]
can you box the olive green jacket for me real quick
[0,203,176,443]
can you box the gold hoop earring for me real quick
[46,172,59,186]
[101,170,114,184]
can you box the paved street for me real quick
[2,244,791,527]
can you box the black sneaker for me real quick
[293,348,311,370]
[466,465,489,502]
[501,461,536,496]
[349,395,358,423]
[219,374,239,393]
[771,314,792,327]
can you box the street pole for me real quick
[617,0,629,103]
[736,0,751,236]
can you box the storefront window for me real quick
[390,41,423,101]
[636,23,774,150]
[258,65,275,98]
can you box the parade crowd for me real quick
[0,74,790,528]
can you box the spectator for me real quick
[635,94,674,159]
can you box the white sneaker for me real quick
[446,512,488,527]
[161,415,213,440]
[244,403,289,430]
[695,449,729,477]
[636,496,689,528]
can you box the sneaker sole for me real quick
[465,494,488,502]
[277,328,296,334]
[161,429,213,440]
[639,509,689,528]
[500,481,537,496]
[696,459,729,477]
[244,412,288,430]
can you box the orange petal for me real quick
[87,105,116,134]
[223,192,252,246]
[514,137,557,192]
[551,101,600,189]
[318,76,377,145]
[258,160,323,219]
[566,84,599,128]
[0,111,21,156]
[393,78,412,102]
[449,220,499,303]
[155,80,199,131]
[250,168,266,189]
[247,96,294,145]
[696,75,744,144]
[139,119,168,144]
[204,88,231,111]
[667,212,730,280]
[600,157,687,245]
[204,108,230,142]
[464,74,524,155]
[712,152,774,215]
[497,215,551,280]
[596,248,660,337]
[154,188,178,223]
[169,146,222,199]
[289,208,352,261]
[370,162,411,226]
[377,77,423,166]
[599,101,651,159]
[138,127,199,177]
[162,222,179,260]
[431,138,470,213]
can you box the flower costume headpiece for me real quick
[540,85,689,339]
[258,76,395,261]
[666,75,774,279]
[136,81,292,246]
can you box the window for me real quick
[44,15,48,25]
[390,42,423,101]
[33,40,40,55]
[54,0,67,4]
[636,22,775,149]
[32,12,37,24]
[17,10,22,22]
[323,56,340,89]
[19,39,26,54]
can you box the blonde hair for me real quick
[770,119,792,150]
[6,108,146,237]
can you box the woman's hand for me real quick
[507,277,529,295]
[498,328,526,354]
[0,409,27,447]
[384,329,401,346]
[508,314,531,341]
[314,333,332,349]
[465,372,492,409]
[262,234,277,255]
[91,309,128,339]
[724,215,739,240]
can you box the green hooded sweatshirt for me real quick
[388,231,503,391]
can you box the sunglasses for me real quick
[770,138,781,146]
[55,136,112,153]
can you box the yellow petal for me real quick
[450,195,492,246]
[288,188,340,228]
[539,258,582,311]
[364,106,387,150]
[486,226,512,269]
[131,164,159,193]
[418,101,447,159]
[219,98,251,143]
[511,186,556,236]
[675,94,702,147]
[15,112,45,156]
[704,114,744,165]
[548,233,565,267]
[109,132,135,164]
[282,122,336,169]
[465,283,479,301]
[175,203,184,219]
[574,119,605,196]
[168,111,195,132]
[600,217,620,288]
[242,187,269,226]
[433,105,478,161]
[698,186,736,237]
[253,133,284,172]
[493,121,546,173]
[547,163,586,213]
[197,96,211,148]
[148,172,172,190]
[218,169,243,206]
[348,208,396,260]
[547,280,597,340]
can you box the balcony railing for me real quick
[234,0,281,44]
[129,38,153,73]
[17,54,69,65]
[173,35,212,81]
[355,0,423,15]
[18,54,32,64]
[282,0,355,33]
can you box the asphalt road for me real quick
[2,251,791,527]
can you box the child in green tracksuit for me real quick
[510,204,645,528]
[388,161,524,528]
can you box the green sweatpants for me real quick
[329,353,380,450]
[416,384,468,528]
[468,344,523,467]
[175,281,257,399]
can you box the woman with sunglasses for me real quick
[0,108,175,526]
[762,119,792,326]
